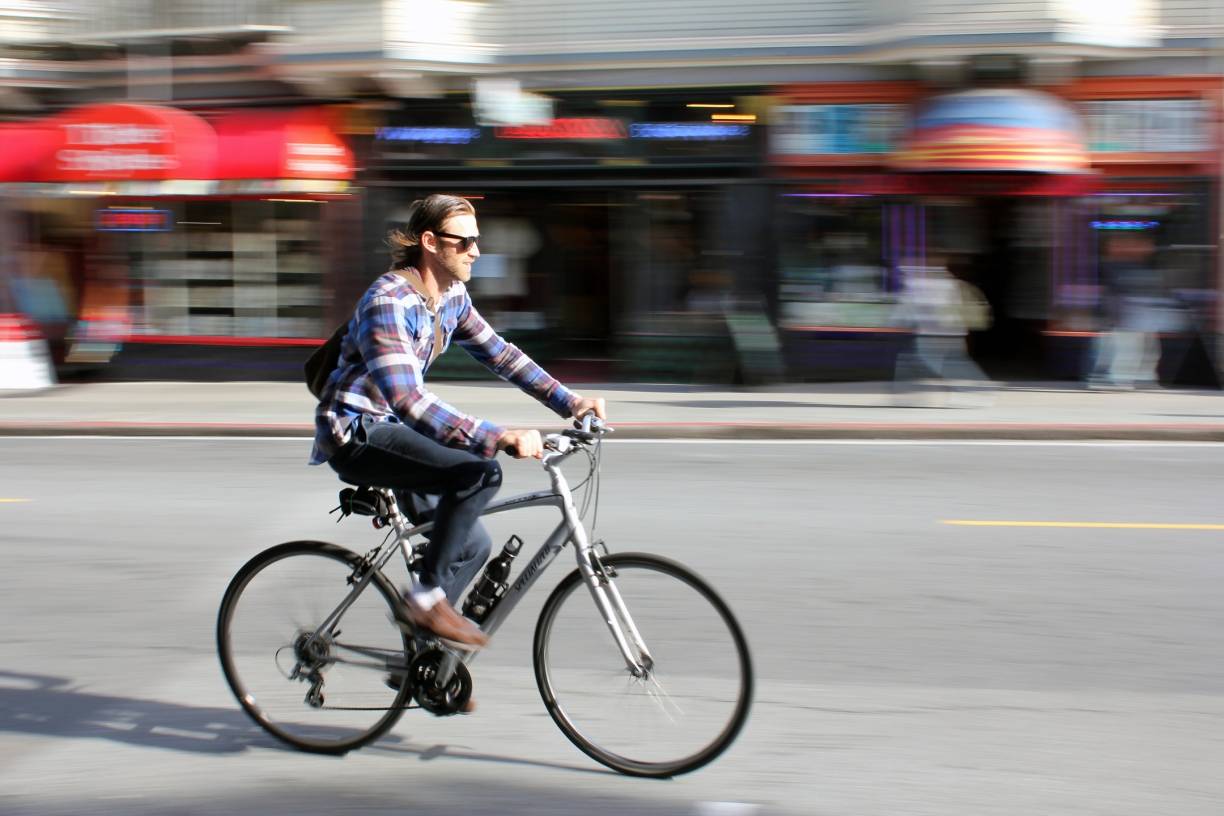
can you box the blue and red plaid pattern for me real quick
[310,271,580,464]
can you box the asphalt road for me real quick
[1,438,1222,815]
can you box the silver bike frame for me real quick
[306,431,654,689]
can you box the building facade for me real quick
[1,0,1221,382]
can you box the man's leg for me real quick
[400,491,494,607]
[328,417,499,645]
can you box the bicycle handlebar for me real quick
[502,413,611,458]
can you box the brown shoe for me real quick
[403,597,489,649]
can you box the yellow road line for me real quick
[0,498,32,503]
[942,520,1224,530]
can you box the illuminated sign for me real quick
[376,127,481,144]
[95,208,173,232]
[1091,220,1159,230]
[495,118,627,140]
[629,123,750,140]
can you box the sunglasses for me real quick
[433,230,480,252]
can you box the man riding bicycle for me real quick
[309,193,607,652]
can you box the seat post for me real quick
[374,487,408,532]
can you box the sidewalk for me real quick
[2,380,1223,440]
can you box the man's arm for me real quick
[453,295,583,418]
[356,292,504,458]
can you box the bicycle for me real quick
[216,416,753,778]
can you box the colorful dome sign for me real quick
[891,89,1089,174]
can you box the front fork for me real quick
[581,546,654,677]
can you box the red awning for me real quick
[37,103,218,181]
[0,124,57,181]
[212,108,353,181]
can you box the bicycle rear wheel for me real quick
[533,552,752,777]
[217,541,412,754]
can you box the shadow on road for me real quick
[0,669,273,755]
[0,669,608,776]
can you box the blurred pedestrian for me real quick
[308,194,607,669]
[891,256,992,405]
[1087,232,1166,390]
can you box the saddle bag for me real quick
[331,486,390,519]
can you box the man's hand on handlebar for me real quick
[572,396,607,423]
[498,428,544,459]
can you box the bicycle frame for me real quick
[303,435,654,691]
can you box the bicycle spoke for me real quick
[640,673,685,723]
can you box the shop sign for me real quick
[59,123,177,174]
[95,208,173,232]
[773,104,905,155]
[495,118,627,140]
[1091,220,1159,231]
[58,122,178,176]
[286,142,351,177]
[377,126,482,144]
[1080,99,1209,152]
[629,123,750,140]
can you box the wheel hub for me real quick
[293,630,332,666]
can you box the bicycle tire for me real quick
[217,540,413,754]
[533,552,753,777]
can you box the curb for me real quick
[2,421,1224,441]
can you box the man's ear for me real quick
[420,230,439,256]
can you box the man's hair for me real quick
[387,194,476,269]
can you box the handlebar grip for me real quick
[504,445,519,458]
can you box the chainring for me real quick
[408,649,473,716]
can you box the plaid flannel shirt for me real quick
[310,271,581,464]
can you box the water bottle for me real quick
[462,535,523,623]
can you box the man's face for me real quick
[431,213,480,284]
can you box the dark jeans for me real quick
[328,415,501,605]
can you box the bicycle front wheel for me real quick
[217,541,412,754]
[534,552,752,777]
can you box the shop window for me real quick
[135,199,326,338]
[1053,184,1215,333]
[776,193,890,328]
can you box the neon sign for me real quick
[495,118,627,140]
[629,123,750,140]
[95,208,173,232]
[1091,220,1159,231]
[376,127,481,144]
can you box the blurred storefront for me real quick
[770,81,924,380]
[0,101,358,377]
[366,90,772,382]
[770,77,1222,384]
[1047,77,1221,386]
